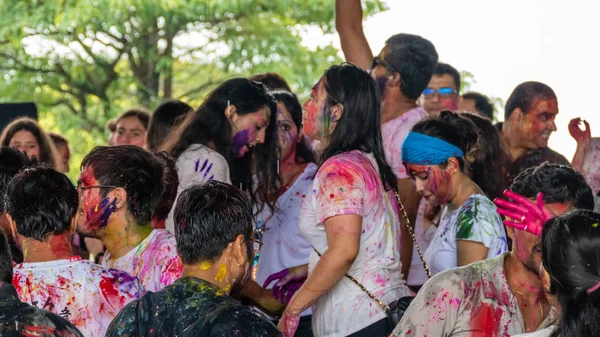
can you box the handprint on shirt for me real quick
[194,158,215,182]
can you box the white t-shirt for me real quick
[103,229,182,292]
[254,163,317,317]
[514,326,555,337]
[299,150,412,337]
[13,256,144,337]
[166,144,231,233]
[424,194,509,275]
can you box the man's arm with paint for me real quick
[335,0,373,70]
[278,214,362,337]
[569,118,591,172]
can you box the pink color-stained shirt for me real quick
[392,253,556,337]
[299,150,412,337]
[381,107,429,179]
[102,229,183,292]
[13,256,144,337]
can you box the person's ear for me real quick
[224,103,238,120]
[511,108,524,124]
[232,234,248,266]
[389,72,401,87]
[506,226,515,240]
[330,104,343,123]
[446,157,460,175]
[109,187,127,211]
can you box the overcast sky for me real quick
[303,0,600,160]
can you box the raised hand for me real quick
[263,265,308,304]
[494,190,553,236]
[569,118,591,145]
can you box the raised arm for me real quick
[335,0,373,69]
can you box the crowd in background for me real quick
[1,1,600,337]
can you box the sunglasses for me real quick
[244,236,263,257]
[422,87,457,99]
[371,56,399,74]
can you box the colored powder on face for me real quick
[375,76,388,96]
[215,264,227,282]
[232,129,250,155]
[199,261,212,270]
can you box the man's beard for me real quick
[522,254,540,275]
[229,261,251,298]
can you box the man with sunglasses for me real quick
[420,63,461,117]
[77,145,183,292]
[336,0,439,286]
[8,167,144,337]
[107,181,281,337]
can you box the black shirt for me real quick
[106,276,282,337]
[0,283,83,337]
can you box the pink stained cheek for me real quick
[439,97,458,111]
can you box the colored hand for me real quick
[569,118,591,145]
[277,311,300,337]
[262,265,308,304]
[494,190,553,236]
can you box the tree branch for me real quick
[177,79,220,100]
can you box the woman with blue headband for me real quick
[402,110,508,275]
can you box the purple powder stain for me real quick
[98,197,118,228]
[375,76,388,95]
[232,129,250,155]
[202,163,213,179]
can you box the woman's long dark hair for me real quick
[0,117,60,170]
[543,210,600,337]
[160,78,279,214]
[319,63,397,192]
[461,113,508,200]
[146,100,193,151]
[411,110,479,172]
[270,90,315,165]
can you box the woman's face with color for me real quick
[229,106,270,157]
[302,78,331,141]
[406,163,453,207]
[276,102,301,160]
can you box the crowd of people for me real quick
[1,1,600,337]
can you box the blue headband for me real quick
[402,132,464,165]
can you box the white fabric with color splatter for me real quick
[13,256,144,337]
[299,150,412,337]
[166,143,231,233]
[393,253,556,337]
[424,194,508,276]
[254,163,317,317]
[102,229,182,292]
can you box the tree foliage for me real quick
[0,0,386,179]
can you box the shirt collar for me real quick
[479,252,513,306]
